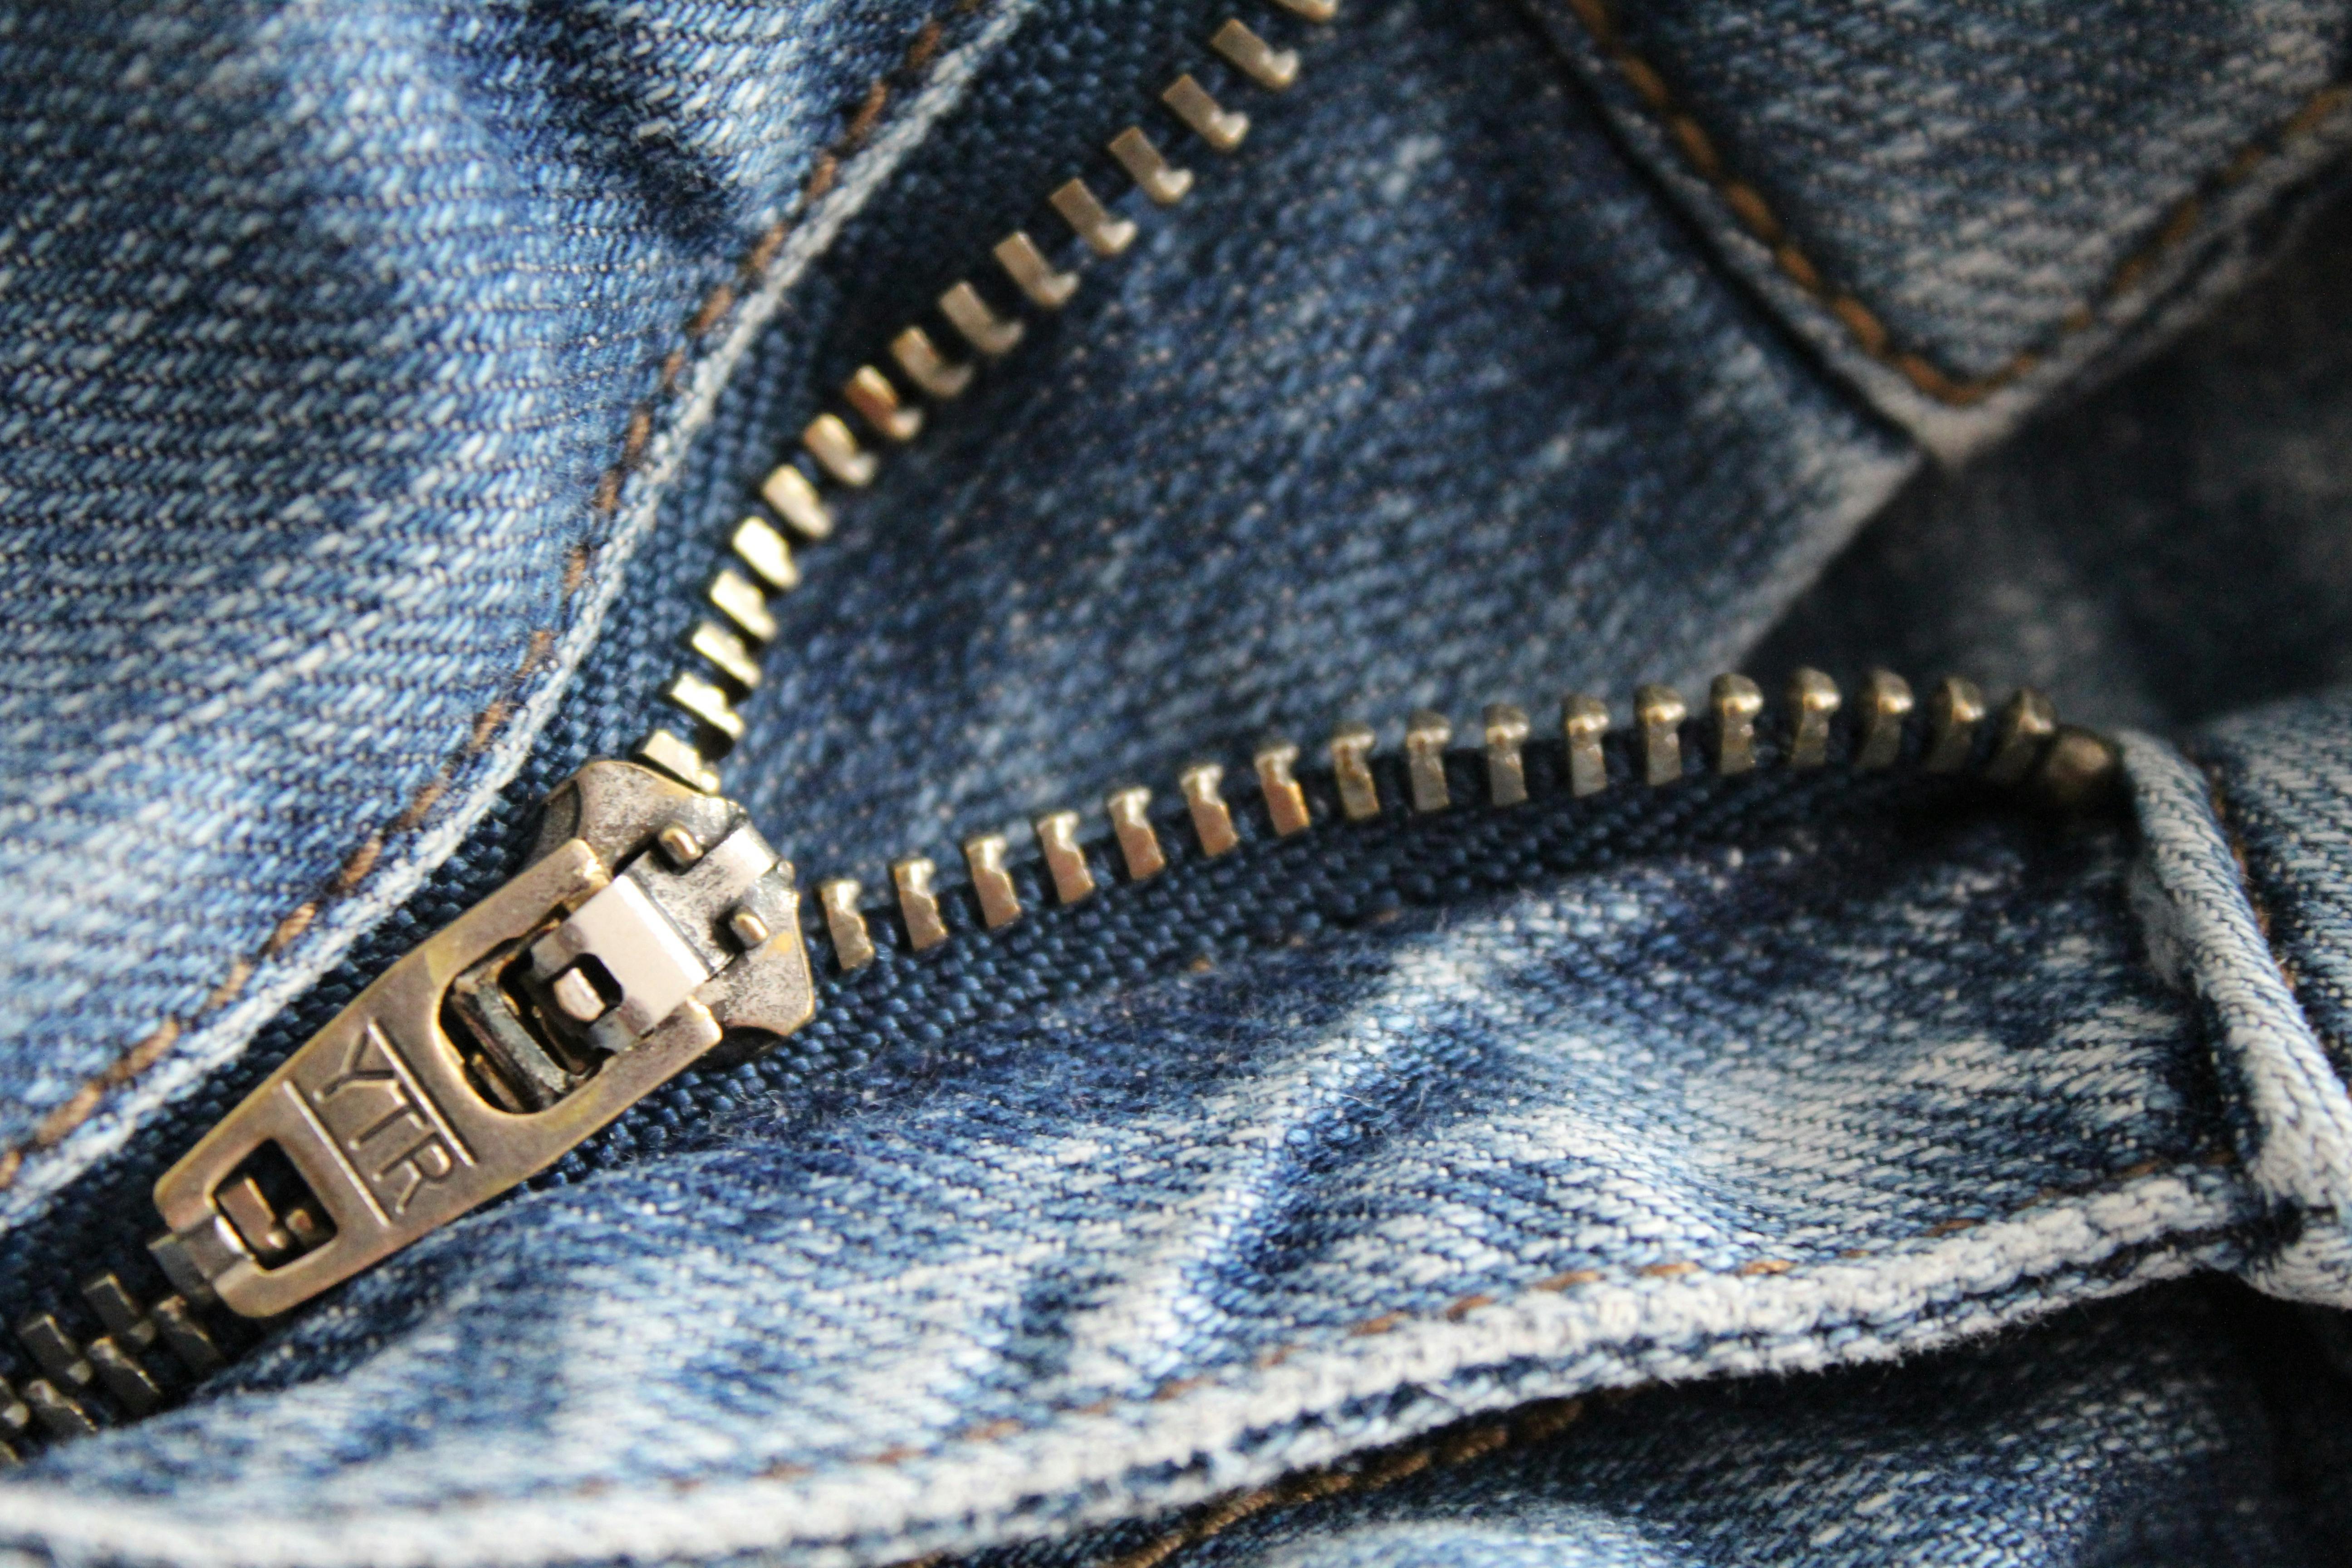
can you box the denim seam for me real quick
[0,617,568,1196]
[2198,758,2350,1086]
[1088,1398,1593,1568]
[796,1153,2229,1482]
[638,1,985,419]
[0,1161,2240,1561]
[1557,0,2351,408]
[0,0,1002,1209]
[338,1153,2227,1515]
[1096,1208,2259,1568]
[2119,733,2352,1231]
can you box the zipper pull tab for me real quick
[150,761,814,1318]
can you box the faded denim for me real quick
[1014,1284,2352,1568]
[0,0,2350,1563]
[1526,0,2352,454]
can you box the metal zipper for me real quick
[0,0,1340,1459]
[804,672,2120,975]
[1,663,2113,1458]
[631,0,1333,796]
[0,0,2125,1460]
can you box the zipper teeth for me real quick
[0,1280,224,1458]
[0,0,1340,1463]
[0,665,2115,1459]
[808,672,2122,974]
[637,0,1338,794]
[0,1,2124,1458]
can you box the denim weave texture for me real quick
[1005,1283,2352,1568]
[1524,0,2352,453]
[554,0,1918,890]
[0,0,2347,1563]
[0,749,2305,1565]
[0,0,1028,1225]
[1758,193,2352,735]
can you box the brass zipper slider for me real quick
[149,761,814,1319]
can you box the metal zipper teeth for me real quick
[635,0,1338,794]
[0,674,2109,1460]
[0,0,1339,1465]
[0,8,2104,1456]
[805,671,2122,972]
[0,1273,225,1459]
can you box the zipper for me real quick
[804,674,2120,977]
[636,0,1326,794]
[0,0,2123,1459]
[0,0,1344,1461]
[142,0,1338,1324]
[3,665,2120,1460]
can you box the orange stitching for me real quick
[1087,1399,1590,1568]
[610,1152,2225,1519]
[1562,0,2351,407]
[0,627,562,1191]
[0,5,985,1194]
[252,1157,2232,1523]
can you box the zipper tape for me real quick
[637,0,1339,794]
[808,673,2118,975]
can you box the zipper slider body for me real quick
[152,761,813,1318]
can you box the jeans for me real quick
[2,0,2351,1561]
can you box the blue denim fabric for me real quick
[0,752,2298,1563]
[2122,731,2352,1302]
[1758,193,2352,734]
[637,0,1918,885]
[0,0,2350,1562]
[1524,0,2352,453]
[0,0,1020,1217]
[2198,692,2352,1079]
[1018,1284,2352,1568]
[0,0,1931,1241]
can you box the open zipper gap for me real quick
[639,0,1338,795]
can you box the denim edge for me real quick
[2121,731,2352,1301]
[0,1172,2238,1568]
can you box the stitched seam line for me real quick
[2196,756,2348,1083]
[1087,1396,1592,1568]
[780,1152,2232,1481]
[0,614,568,1195]
[1097,1210,2254,1568]
[360,1151,2228,1516]
[0,1,985,1194]
[1560,0,2351,407]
